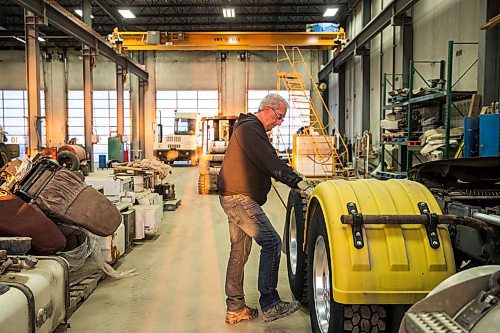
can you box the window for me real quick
[247,90,309,153]
[156,90,218,140]
[67,90,130,168]
[0,90,46,155]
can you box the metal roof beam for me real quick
[93,0,122,28]
[319,0,419,80]
[10,0,148,81]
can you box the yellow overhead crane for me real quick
[108,28,346,52]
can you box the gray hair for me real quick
[258,93,289,112]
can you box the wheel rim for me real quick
[289,206,298,275]
[313,235,330,333]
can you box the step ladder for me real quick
[276,45,349,178]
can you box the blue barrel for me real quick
[98,155,107,169]
[479,114,500,157]
[463,117,479,158]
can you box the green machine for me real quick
[108,135,124,162]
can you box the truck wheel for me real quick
[0,145,10,169]
[307,206,387,333]
[57,151,80,171]
[285,189,308,304]
[198,175,210,194]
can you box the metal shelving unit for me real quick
[380,41,478,174]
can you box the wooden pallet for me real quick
[68,271,105,318]
[164,198,181,211]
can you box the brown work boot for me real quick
[262,300,301,322]
[225,305,259,324]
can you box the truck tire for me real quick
[57,151,80,171]
[285,189,308,305]
[307,206,387,333]
[0,145,10,169]
[198,175,210,194]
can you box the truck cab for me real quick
[154,112,199,165]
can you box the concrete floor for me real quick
[70,165,312,332]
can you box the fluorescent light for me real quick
[323,8,339,17]
[75,9,94,19]
[118,9,136,19]
[223,8,235,18]
[38,36,45,42]
[13,36,25,44]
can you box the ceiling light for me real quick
[323,8,339,17]
[118,9,136,19]
[13,36,25,44]
[0,26,6,31]
[223,8,235,18]
[38,36,45,42]
[75,9,94,19]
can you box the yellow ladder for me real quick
[276,45,349,178]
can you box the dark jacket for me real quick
[217,113,302,205]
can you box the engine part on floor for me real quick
[154,183,176,200]
[285,178,456,333]
[57,144,90,176]
[401,265,500,333]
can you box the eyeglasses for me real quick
[269,106,285,121]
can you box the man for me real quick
[218,93,313,324]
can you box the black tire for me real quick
[57,151,80,171]
[0,145,10,169]
[285,189,308,305]
[80,164,90,176]
[307,206,387,333]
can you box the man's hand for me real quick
[297,180,315,196]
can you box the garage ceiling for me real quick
[0,0,354,49]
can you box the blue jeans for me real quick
[219,194,282,312]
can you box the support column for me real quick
[361,0,372,132]
[399,14,413,88]
[24,10,42,155]
[116,65,125,137]
[82,0,93,170]
[45,51,67,147]
[143,51,156,159]
[130,52,141,160]
[338,65,346,135]
[478,0,500,104]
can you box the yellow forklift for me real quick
[198,116,237,194]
